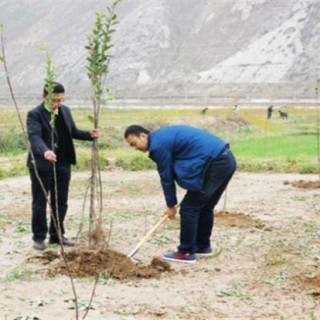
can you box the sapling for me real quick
[40,54,81,320]
[1,23,82,318]
[1,2,122,315]
[84,0,121,247]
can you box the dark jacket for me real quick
[26,103,93,171]
[148,125,228,207]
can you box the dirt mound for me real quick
[29,248,171,280]
[296,266,320,300]
[284,180,320,189]
[216,210,266,229]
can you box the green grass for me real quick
[233,134,317,158]
[232,133,319,173]
[280,313,318,320]
[0,264,34,283]
[0,106,319,177]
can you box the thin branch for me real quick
[76,176,92,240]
[44,55,80,319]
[82,275,100,320]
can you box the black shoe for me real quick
[49,236,75,247]
[33,240,46,251]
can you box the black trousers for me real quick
[178,149,237,253]
[29,165,71,242]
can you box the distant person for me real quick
[124,125,236,263]
[27,82,100,250]
[279,110,288,120]
[267,105,273,119]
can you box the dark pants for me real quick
[178,149,236,253]
[29,165,71,242]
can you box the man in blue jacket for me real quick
[124,124,236,263]
[27,82,100,250]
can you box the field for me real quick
[0,170,319,319]
[0,105,319,319]
[0,105,319,176]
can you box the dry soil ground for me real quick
[0,170,319,320]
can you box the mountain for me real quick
[0,0,319,106]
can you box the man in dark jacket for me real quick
[124,125,236,263]
[27,82,100,250]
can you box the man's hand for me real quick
[164,206,177,219]
[90,129,100,138]
[44,150,57,162]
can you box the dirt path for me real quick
[0,171,319,319]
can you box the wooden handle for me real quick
[127,215,168,258]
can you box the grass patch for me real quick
[0,264,34,283]
[0,129,27,154]
[232,133,318,173]
[0,106,319,177]
[233,134,318,158]
[115,151,155,171]
[0,154,28,178]
[74,147,155,171]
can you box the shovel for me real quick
[127,214,168,258]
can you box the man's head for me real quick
[43,82,65,110]
[124,125,150,152]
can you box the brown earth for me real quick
[28,248,171,280]
[284,179,320,189]
[0,170,319,320]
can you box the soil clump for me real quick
[29,248,171,280]
[284,180,320,189]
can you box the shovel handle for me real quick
[127,214,168,258]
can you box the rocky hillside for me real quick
[0,0,319,105]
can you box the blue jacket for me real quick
[148,125,227,207]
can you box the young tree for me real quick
[1,24,82,318]
[85,0,121,247]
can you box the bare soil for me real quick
[0,170,319,320]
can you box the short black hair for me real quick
[43,82,65,97]
[124,125,150,139]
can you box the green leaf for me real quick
[87,115,95,123]
[85,0,121,103]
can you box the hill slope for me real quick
[0,0,319,104]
